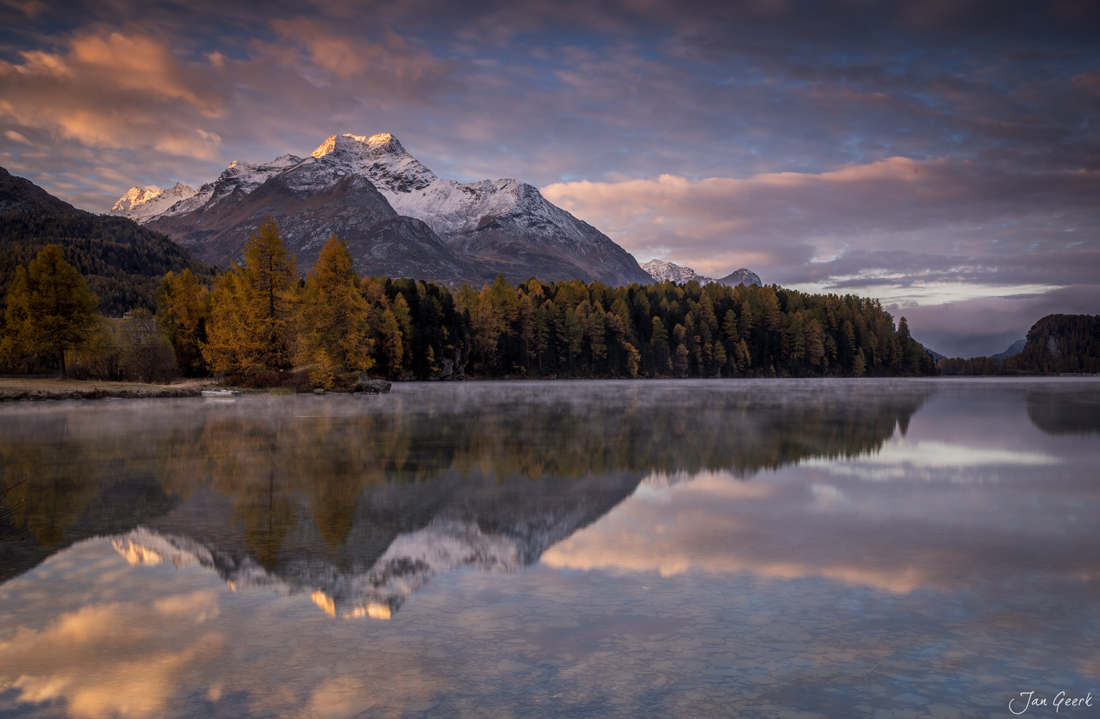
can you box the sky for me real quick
[1,0,1097,357]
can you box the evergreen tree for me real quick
[1,245,99,376]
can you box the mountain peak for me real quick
[642,259,714,285]
[112,186,162,212]
[311,132,408,160]
[110,183,196,220]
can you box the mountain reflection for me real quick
[1027,387,1100,435]
[0,380,927,614]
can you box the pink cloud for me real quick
[0,29,226,158]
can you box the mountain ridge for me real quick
[642,258,761,287]
[112,133,652,286]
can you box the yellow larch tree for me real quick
[295,235,374,378]
[201,217,297,374]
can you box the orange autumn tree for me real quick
[294,235,374,387]
[201,217,297,375]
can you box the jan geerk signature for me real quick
[1009,691,1094,715]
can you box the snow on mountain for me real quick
[310,134,588,242]
[642,259,714,284]
[306,133,652,284]
[643,259,761,287]
[110,182,196,224]
[115,132,651,285]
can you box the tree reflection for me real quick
[1027,389,1100,435]
[0,383,929,582]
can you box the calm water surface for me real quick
[1,379,1098,719]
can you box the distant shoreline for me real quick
[4,374,1099,402]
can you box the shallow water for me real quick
[0,378,1098,719]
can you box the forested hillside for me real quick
[939,314,1100,375]
[0,167,215,317]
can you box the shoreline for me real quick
[4,373,1097,402]
[0,378,210,401]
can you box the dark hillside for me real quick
[0,167,215,317]
[938,314,1100,375]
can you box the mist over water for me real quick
[1,379,1098,718]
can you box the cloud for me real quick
[0,29,227,159]
[0,591,224,718]
[0,0,1096,328]
[542,158,1100,290]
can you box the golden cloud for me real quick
[0,29,225,158]
[0,591,225,718]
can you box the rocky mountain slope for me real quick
[113,133,652,286]
[642,258,761,287]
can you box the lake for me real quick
[1,378,1098,719]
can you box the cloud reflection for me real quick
[800,438,1060,483]
[542,442,1100,596]
[0,591,224,718]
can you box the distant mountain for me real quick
[0,167,215,317]
[111,182,197,224]
[939,315,1100,375]
[642,259,712,284]
[717,268,762,287]
[992,339,1026,359]
[113,133,652,286]
[642,258,760,287]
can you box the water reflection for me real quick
[1,379,1098,719]
[0,380,926,611]
[1028,386,1100,435]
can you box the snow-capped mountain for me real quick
[110,182,197,224]
[642,258,761,287]
[135,143,479,282]
[643,259,714,284]
[316,134,651,285]
[112,133,651,285]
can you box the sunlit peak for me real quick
[310,132,403,159]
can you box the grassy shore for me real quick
[0,377,214,401]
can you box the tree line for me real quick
[938,314,1100,375]
[2,218,938,382]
